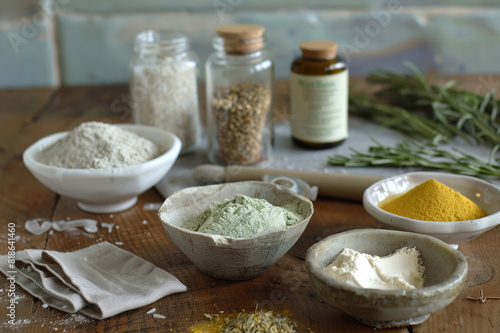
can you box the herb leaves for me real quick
[329,62,500,179]
[328,140,500,179]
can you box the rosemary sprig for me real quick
[349,95,453,144]
[328,140,500,179]
[361,61,500,145]
[340,63,500,179]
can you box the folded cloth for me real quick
[0,242,187,319]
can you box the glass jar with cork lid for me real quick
[205,24,274,166]
[290,40,348,149]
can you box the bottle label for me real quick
[290,70,348,143]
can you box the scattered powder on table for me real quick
[379,179,487,222]
[38,121,160,169]
[183,194,303,238]
[153,314,166,319]
[101,222,115,233]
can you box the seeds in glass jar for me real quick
[211,82,271,165]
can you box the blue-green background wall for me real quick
[1,0,500,88]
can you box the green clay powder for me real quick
[183,194,303,238]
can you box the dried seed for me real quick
[211,82,271,165]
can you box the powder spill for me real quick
[52,220,98,233]
[25,219,98,235]
[183,194,302,238]
[379,179,487,221]
[325,247,425,290]
[101,222,115,233]
[144,203,162,211]
[38,121,160,169]
[0,305,93,331]
[153,314,166,319]
[25,218,52,235]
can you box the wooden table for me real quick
[1,79,499,333]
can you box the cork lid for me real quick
[216,24,265,40]
[299,40,338,60]
[215,24,265,55]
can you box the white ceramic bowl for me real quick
[23,124,181,213]
[158,181,314,280]
[363,172,500,247]
[306,229,468,329]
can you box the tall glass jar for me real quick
[205,24,274,166]
[129,30,201,154]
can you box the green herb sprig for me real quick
[335,63,500,179]
[358,62,500,145]
[328,140,500,179]
[349,95,452,144]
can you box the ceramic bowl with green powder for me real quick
[158,181,314,280]
[363,172,500,247]
[182,193,304,238]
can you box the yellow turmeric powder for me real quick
[379,179,487,221]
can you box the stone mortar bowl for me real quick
[305,228,468,329]
[159,181,314,280]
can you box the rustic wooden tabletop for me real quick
[0,79,499,333]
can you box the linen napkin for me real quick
[0,242,186,319]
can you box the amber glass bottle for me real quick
[290,41,348,149]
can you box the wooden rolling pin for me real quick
[192,165,383,201]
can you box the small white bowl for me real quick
[23,124,181,213]
[306,229,468,328]
[363,172,500,247]
[159,181,314,280]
